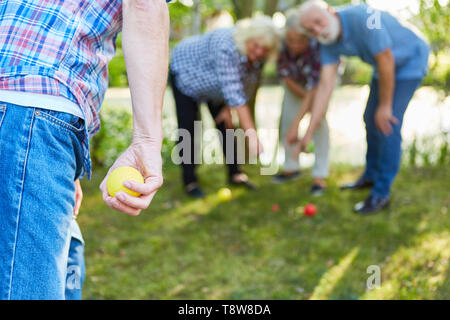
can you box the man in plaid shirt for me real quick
[0,0,170,299]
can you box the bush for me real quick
[91,106,133,169]
[91,105,178,171]
[340,57,373,85]
[108,33,128,88]
[423,64,450,94]
[404,132,450,167]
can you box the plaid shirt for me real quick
[277,39,321,90]
[0,0,170,178]
[170,28,262,107]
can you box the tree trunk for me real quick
[191,0,202,35]
[264,0,279,17]
[231,0,254,19]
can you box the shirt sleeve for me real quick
[319,45,340,66]
[216,47,247,107]
[363,21,392,56]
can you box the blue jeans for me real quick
[0,102,85,299]
[65,221,85,300]
[363,78,422,198]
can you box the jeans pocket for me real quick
[34,108,85,134]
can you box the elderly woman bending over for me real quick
[170,16,279,198]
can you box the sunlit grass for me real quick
[310,247,360,300]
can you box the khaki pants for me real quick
[279,84,330,178]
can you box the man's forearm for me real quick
[291,88,316,131]
[122,0,170,144]
[376,49,395,109]
[298,88,316,121]
[304,65,337,139]
[235,105,256,132]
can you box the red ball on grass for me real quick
[304,204,317,217]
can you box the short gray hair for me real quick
[296,0,329,37]
[284,8,304,34]
[298,0,329,20]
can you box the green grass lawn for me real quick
[78,163,450,300]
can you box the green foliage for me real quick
[90,104,177,170]
[108,33,128,87]
[415,0,450,60]
[106,0,449,90]
[404,132,450,168]
[422,52,450,94]
[168,1,192,35]
[91,106,133,168]
[340,57,373,85]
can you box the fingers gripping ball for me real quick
[107,166,145,197]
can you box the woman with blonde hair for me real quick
[170,15,279,198]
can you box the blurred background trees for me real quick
[108,0,449,92]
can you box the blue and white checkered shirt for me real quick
[170,28,261,107]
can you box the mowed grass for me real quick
[78,163,450,300]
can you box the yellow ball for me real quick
[217,187,232,202]
[107,166,144,197]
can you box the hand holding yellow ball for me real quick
[107,166,145,197]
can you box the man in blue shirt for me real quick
[296,1,430,214]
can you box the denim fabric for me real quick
[363,78,422,198]
[64,220,85,300]
[0,102,85,300]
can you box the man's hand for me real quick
[375,104,398,136]
[234,104,263,158]
[293,132,313,158]
[74,179,83,217]
[248,130,264,158]
[99,140,163,216]
[215,106,234,129]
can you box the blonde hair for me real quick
[232,15,281,59]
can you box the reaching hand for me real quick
[293,134,312,159]
[99,140,163,216]
[74,179,83,217]
[286,123,300,146]
[215,106,234,129]
[375,105,398,136]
